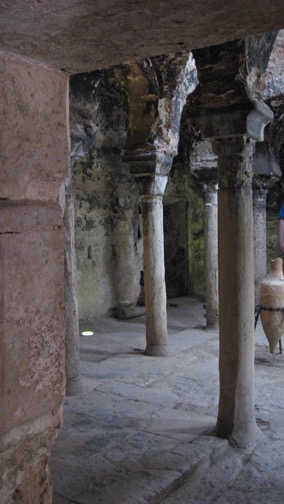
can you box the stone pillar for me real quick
[0,52,68,503]
[213,136,261,448]
[253,187,268,306]
[64,163,82,396]
[124,151,170,356]
[203,183,219,328]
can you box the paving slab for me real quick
[50,296,284,504]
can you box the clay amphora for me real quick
[260,257,284,353]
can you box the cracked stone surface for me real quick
[50,296,284,504]
[1,1,284,73]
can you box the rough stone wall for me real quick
[0,53,68,503]
[70,69,142,319]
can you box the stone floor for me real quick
[50,297,284,504]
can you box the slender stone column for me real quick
[64,164,82,396]
[123,151,170,356]
[141,191,168,356]
[213,136,260,448]
[253,187,268,307]
[190,40,273,448]
[203,183,219,328]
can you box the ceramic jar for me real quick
[260,257,284,353]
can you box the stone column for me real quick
[141,191,168,356]
[123,150,170,356]
[253,187,268,306]
[213,136,261,448]
[64,162,82,396]
[203,183,219,328]
[190,39,273,448]
[252,144,281,306]
[0,52,68,503]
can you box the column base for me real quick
[216,418,265,449]
[66,376,84,396]
[114,305,146,320]
[205,322,219,331]
[144,344,169,357]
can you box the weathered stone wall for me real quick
[70,69,142,319]
[70,55,208,316]
[70,55,207,316]
[0,52,68,503]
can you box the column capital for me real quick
[252,175,279,192]
[202,181,218,193]
[252,141,281,191]
[252,186,268,213]
[193,101,273,143]
[213,136,256,191]
[203,182,218,205]
[122,147,172,197]
[212,135,255,156]
[252,185,268,199]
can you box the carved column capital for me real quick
[252,186,268,205]
[252,141,281,192]
[202,182,218,200]
[252,175,279,193]
[122,148,172,197]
